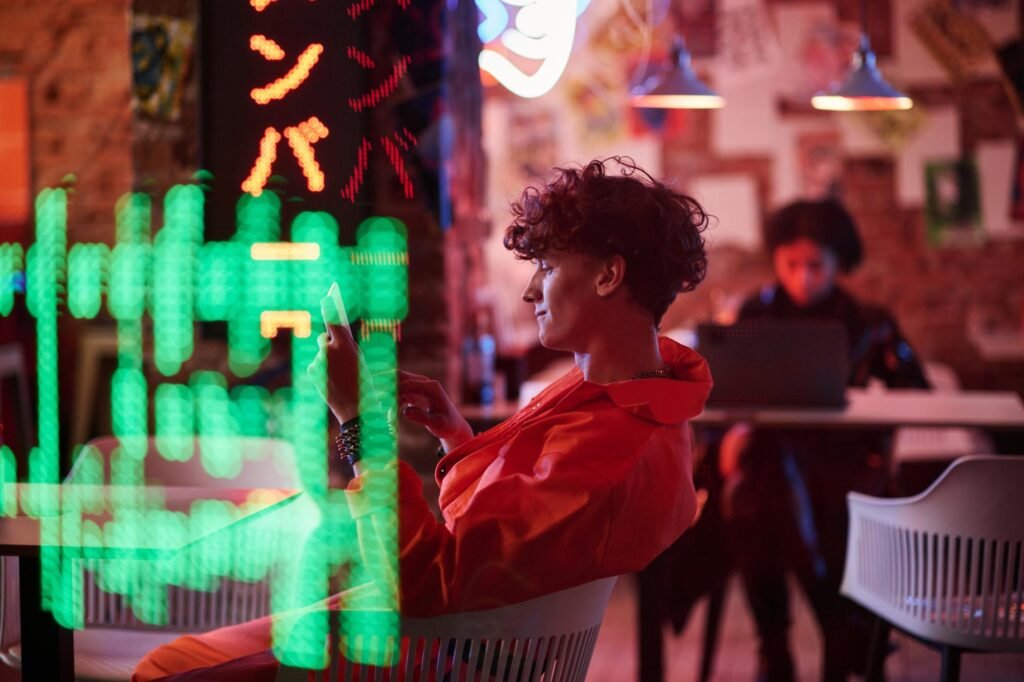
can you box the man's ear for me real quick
[595,254,627,298]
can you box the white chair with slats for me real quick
[277,577,618,682]
[0,436,298,681]
[841,455,1024,682]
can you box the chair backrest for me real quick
[278,577,619,682]
[841,455,1024,652]
[69,435,299,489]
[76,436,297,631]
[0,436,296,642]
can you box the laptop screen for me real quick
[696,320,849,408]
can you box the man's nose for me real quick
[522,274,540,303]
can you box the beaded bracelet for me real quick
[335,417,362,467]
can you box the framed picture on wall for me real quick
[925,158,983,247]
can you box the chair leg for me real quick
[637,572,664,682]
[698,583,726,682]
[864,617,890,682]
[940,646,961,682]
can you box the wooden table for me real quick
[0,484,297,681]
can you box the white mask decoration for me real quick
[477,0,590,98]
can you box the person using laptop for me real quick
[133,158,714,680]
[718,199,929,682]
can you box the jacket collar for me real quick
[556,337,712,425]
[603,337,711,424]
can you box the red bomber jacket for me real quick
[394,337,712,617]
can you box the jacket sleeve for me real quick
[854,309,931,389]
[377,420,693,617]
[392,448,613,617]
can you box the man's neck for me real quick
[576,322,663,384]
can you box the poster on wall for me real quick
[674,0,718,58]
[910,1,994,82]
[716,0,781,82]
[507,102,562,180]
[772,3,858,110]
[1012,140,1024,221]
[996,39,1024,118]
[131,14,195,121]
[853,108,927,152]
[954,0,1020,44]
[924,158,983,246]
[976,139,1024,238]
[796,129,841,199]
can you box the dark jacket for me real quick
[738,284,930,390]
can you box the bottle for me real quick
[461,308,497,406]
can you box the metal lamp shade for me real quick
[812,36,912,111]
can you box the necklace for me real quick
[631,366,674,380]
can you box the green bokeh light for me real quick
[0,186,409,667]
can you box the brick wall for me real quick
[0,0,134,245]
[658,3,1024,395]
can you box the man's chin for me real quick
[537,333,568,352]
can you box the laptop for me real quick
[696,320,849,408]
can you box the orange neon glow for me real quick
[360,320,402,342]
[242,118,329,195]
[250,0,278,11]
[241,127,281,196]
[250,43,324,105]
[250,35,285,61]
[284,116,329,192]
[259,310,312,339]
[250,242,321,261]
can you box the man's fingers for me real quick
[320,296,352,341]
[401,406,445,431]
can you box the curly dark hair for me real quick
[503,157,709,325]
[764,199,863,273]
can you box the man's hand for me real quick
[308,294,363,424]
[397,370,474,452]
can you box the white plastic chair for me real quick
[277,577,618,682]
[0,435,299,680]
[840,455,1024,682]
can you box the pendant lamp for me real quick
[811,2,912,111]
[630,36,724,110]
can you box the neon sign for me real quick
[477,0,591,98]
[238,0,419,203]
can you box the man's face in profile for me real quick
[522,250,604,351]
